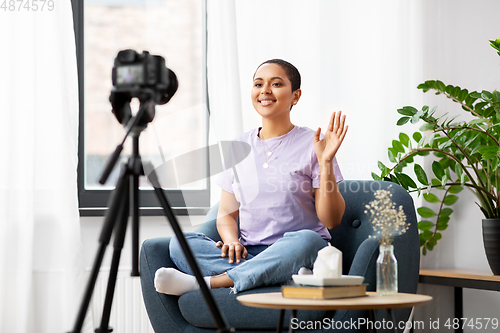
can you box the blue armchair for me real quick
[140,180,420,332]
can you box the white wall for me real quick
[415,1,500,330]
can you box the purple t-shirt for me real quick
[216,126,343,246]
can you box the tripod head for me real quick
[98,100,154,185]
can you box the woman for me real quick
[155,59,348,295]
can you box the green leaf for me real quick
[429,133,436,148]
[414,164,428,185]
[392,140,405,154]
[417,137,427,149]
[432,161,445,179]
[440,208,453,216]
[493,90,500,103]
[411,110,424,124]
[478,146,499,159]
[378,161,390,177]
[388,149,397,163]
[460,172,467,185]
[431,178,441,186]
[436,80,447,92]
[436,222,449,231]
[413,132,423,143]
[423,193,441,203]
[395,173,409,190]
[491,157,499,172]
[399,133,410,147]
[422,230,434,241]
[438,215,450,224]
[468,118,489,126]
[454,163,463,178]
[441,174,448,188]
[482,91,493,101]
[470,92,482,99]
[417,207,436,218]
[458,89,469,101]
[420,123,435,131]
[398,106,418,116]
[371,172,382,181]
[397,117,411,126]
[443,194,459,206]
[448,185,463,194]
[418,82,430,92]
[399,173,417,189]
[418,221,435,231]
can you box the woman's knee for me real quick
[169,232,205,258]
[284,229,328,252]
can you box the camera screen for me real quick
[116,65,144,85]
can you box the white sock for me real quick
[298,267,313,275]
[154,267,211,296]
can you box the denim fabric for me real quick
[169,229,328,293]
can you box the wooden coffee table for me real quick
[237,292,432,333]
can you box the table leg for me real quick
[388,308,397,333]
[276,310,285,333]
[288,310,298,333]
[369,310,376,333]
[454,287,463,333]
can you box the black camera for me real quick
[109,49,178,125]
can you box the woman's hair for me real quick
[255,59,301,92]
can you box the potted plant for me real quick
[372,39,500,273]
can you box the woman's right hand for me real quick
[216,241,248,264]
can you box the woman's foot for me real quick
[154,267,211,296]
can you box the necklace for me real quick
[260,125,294,169]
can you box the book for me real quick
[281,284,367,300]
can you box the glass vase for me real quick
[376,244,398,295]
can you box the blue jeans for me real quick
[169,230,328,293]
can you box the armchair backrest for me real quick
[330,180,419,275]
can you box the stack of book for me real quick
[282,275,367,300]
[282,284,367,299]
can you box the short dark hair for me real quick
[255,59,301,92]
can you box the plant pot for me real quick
[482,218,500,275]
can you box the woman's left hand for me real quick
[314,111,348,164]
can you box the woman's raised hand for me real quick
[216,241,248,264]
[314,111,348,164]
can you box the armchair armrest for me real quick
[140,237,190,333]
[347,237,380,291]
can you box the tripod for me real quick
[70,101,234,333]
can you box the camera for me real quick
[109,49,178,125]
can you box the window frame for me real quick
[71,0,211,216]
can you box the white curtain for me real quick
[0,3,88,333]
[207,0,424,198]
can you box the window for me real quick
[72,0,210,216]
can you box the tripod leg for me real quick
[147,169,234,333]
[69,165,129,333]
[96,175,130,333]
[131,156,140,277]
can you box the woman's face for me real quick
[251,63,301,121]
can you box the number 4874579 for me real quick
[1,0,55,11]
